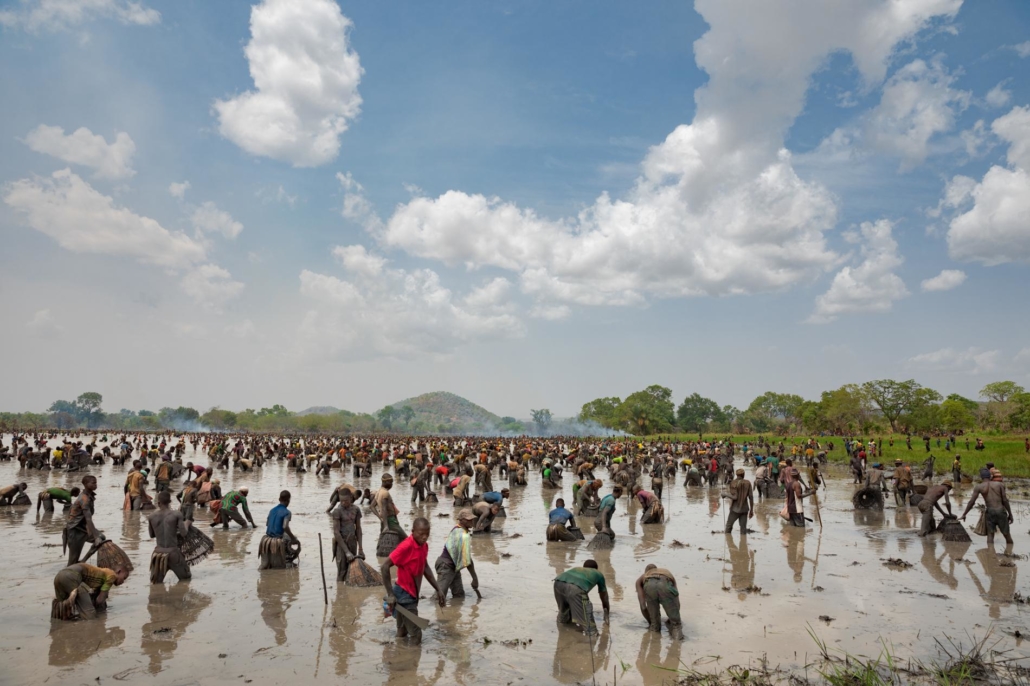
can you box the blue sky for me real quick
[1,0,1029,418]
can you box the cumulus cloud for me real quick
[920,268,966,292]
[985,82,1012,109]
[180,264,245,312]
[942,106,1030,265]
[191,201,244,240]
[24,125,136,179]
[906,346,1000,375]
[809,219,909,323]
[26,309,64,336]
[862,58,969,171]
[0,0,159,32]
[336,172,382,232]
[3,169,243,309]
[3,169,204,269]
[376,0,960,313]
[169,181,190,199]
[214,0,363,167]
[297,247,522,361]
[1012,41,1030,59]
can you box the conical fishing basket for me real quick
[97,540,134,574]
[376,530,402,557]
[568,526,585,541]
[586,531,614,550]
[852,487,884,510]
[51,596,77,620]
[181,525,214,566]
[973,508,987,537]
[344,558,383,587]
[938,518,971,543]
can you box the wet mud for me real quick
[2,439,1029,685]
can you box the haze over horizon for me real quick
[2,0,1029,418]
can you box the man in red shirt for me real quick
[380,517,444,644]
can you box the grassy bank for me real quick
[650,433,1030,478]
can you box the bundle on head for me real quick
[852,487,884,510]
[344,558,383,587]
[97,540,134,575]
[938,517,972,543]
[586,531,614,550]
[181,525,214,566]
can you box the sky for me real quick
[1,0,1029,418]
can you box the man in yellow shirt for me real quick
[52,563,128,620]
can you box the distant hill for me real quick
[389,391,505,433]
[297,406,342,416]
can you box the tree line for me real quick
[578,380,1030,437]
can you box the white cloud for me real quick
[530,304,571,321]
[985,82,1012,109]
[377,0,960,313]
[336,172,382,232]
[1012,41,1030,58]
[959,119,991,157]
[256,185,297,208]
[191,201,244,240]
[3,169,205,269]
[809,219,909,323]
[24,125,136,179]
[0,0,159,32]
[863,58,969,171]
[169,181,190,199]
[214,0,363,167]
[943,106,1030,265]
[906,346,1000,375]
[180,264,245,312]
[920,268,966,292]
[297,248,522,361]
[224,320,257,339]
[26,309,64,336]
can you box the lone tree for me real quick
[676,393,723,438]
[861,379,922,432]
[980,381,1025,404]
[377,405,396,431]
[400,405,416,428]
[531,408,553,434]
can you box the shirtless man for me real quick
[961,472,1014,546]
[148,491,191,582]
[0,482,29,505]
[918,481,953,536]
[471,501,501,533]
[65,476,101,566]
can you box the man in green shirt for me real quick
[52,562,128,620]
[37,486,80,513]
[553,559,610,634]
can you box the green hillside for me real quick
[296,406,342,416]
[389,391,508,434]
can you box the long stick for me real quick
[318,533,328,605]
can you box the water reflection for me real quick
[968,546,1018,620]
[140,582,212,674]
[257,568,300,645]
[49,615,126,667]
[636,630,684,686]
[328,589,366,676]
[726,534,755,598]
[551,623,611,685]
[919,538,969,591]
[215,527,256,566]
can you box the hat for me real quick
[736,468,745,476]
[941,480,953,488]
[457,508,475,521]
[382,474,393,483]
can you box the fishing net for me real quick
[51,595,77,621]
[938,517,971,543]
[376,530,403,558]
[569,526,585,541]
[973,507,987,537]
[181,525,214,566]
[96,540,134,575]
[12,493,31,506]
[150,552,169,584]
[344,558,383,587]
[258,536,291,569]
[852,487,884,510]
[587,531,614,550]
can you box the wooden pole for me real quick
[318,533,328,605]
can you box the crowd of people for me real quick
[0,429,1017,646]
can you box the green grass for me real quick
[649,433,1030,478]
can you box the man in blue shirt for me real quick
[595,487,623,539]
[547,498,579,541]
[261,490,300,568]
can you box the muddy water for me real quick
[2,441,1029,685]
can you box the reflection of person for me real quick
[967,546,1018,620]
[635,630,683,686]
[918,537,967,590]
[726,533,755,598]
[256,567,300,645]
[141,584,212,674]
[551,620,610,685]
[49,614,126,667]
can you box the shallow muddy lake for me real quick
[2,438,1029,685]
